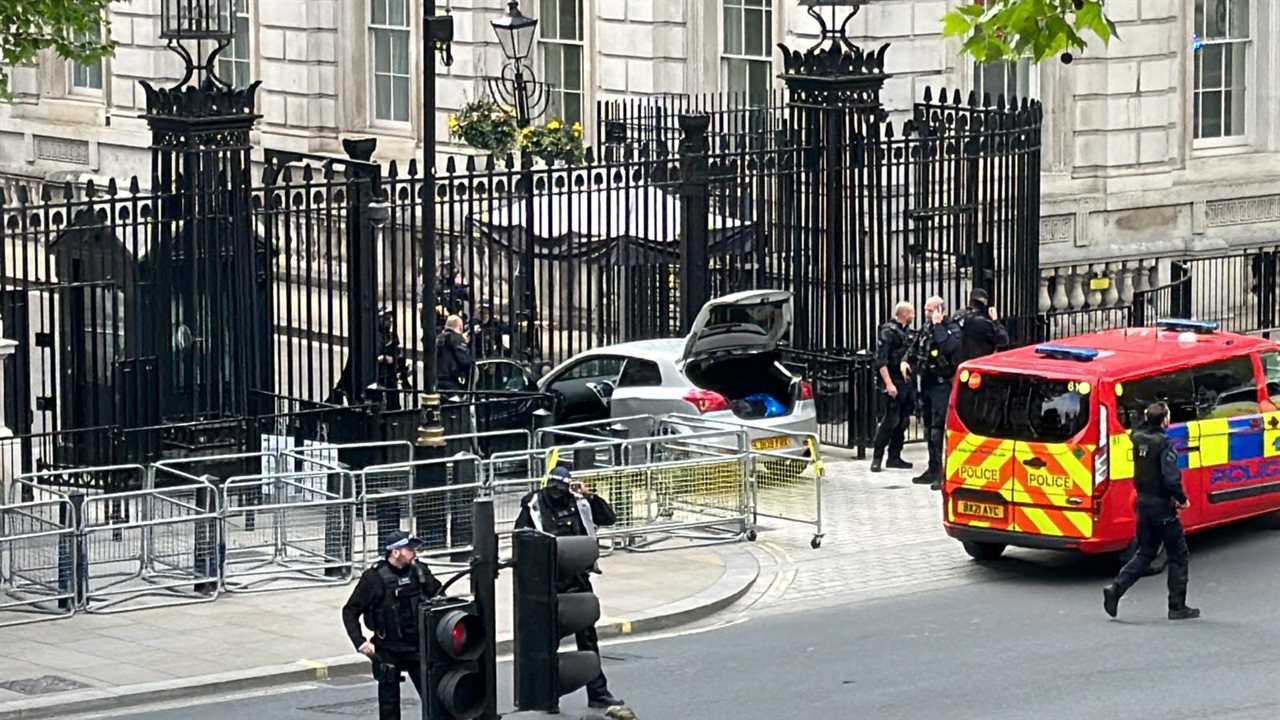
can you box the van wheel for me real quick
[962,541,1006,562]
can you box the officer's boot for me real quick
[1168,606,1201,620]
[1102,584,1122,618]
[870,450,883,473]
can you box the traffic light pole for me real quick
[471,496,499,720]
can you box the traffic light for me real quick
[512,530,603,712]
[420,598,487,720]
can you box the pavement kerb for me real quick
[0,548,759,720]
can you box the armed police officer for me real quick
[955,288,1009,363]
[872,302,916,473]
[341,530,444,720]
[1103,402,1200,621]
[515,466,626,710]
[909,296,962,490]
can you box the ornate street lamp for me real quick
[487,0,548,127]
[159,0,235,86]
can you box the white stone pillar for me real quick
[0,326,17,505]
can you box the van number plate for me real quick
[958,500,1006,520]
[752,436,792,451]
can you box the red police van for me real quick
[942,320,1280,561]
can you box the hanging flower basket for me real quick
[518,119,586,165]
[448,99,519,155]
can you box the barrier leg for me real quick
[193,487,218,595]
[449,460,476,563]
[414,458,447,551]
[325,473,353,578]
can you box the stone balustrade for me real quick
[1039,260,1163,314]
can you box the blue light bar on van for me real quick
[1156,318,1219,334]
[1034,345,1099,361]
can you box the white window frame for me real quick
[971,58,1040,106]
[68,20,105,97]
[1191,0,1254,150]
[369,0,413,127]
[218,0,253,88]
[540,0,587,128]
[720,0,774,106]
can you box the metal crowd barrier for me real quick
[219,470,355,593]
[357,454,483,568]
[0,496,77,627]
[665,415,826,549]
[23,469,225,615]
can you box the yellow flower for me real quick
[572,122,583,138]
[448,115,460,131]
[547,119,563,132]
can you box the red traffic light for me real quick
[435,609,485,661]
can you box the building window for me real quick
[70,21,104,93]
[722,0,772,106]
[218,0,252,88]
[540,0,584,126]
[972,59,1037,104]
[370,0,411,123]
[1193,0,1250,144]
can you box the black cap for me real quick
[383,530,424,552]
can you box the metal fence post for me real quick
[343,139,382,405]
[678,114,712,334]
[470,496,499,720]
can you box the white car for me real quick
[524,290,818,447]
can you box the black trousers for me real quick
[563,576,611,702]
[1114,514,1190,610]
[373,648,424,720]
[921,382,951,474]
[872,388,913,460]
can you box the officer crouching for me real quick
[341,530,444,720]
[516,465,626,711]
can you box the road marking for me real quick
[301,659,330,680]
[58,684,321,719]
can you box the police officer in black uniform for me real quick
[515,466,626,710]
[1103,402,1200,621]
[872,302,916,473]
[909,296,962,490]
[341,530,444,720]
[955,288,1009,363]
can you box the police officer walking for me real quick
[515,466,626,710]
[955,288,1009,362]
[1103,402,1200,621]
[341,530,444,720]
[909,296,961,490]
[872,302,916,473]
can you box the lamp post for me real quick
[487,0,544,127]
[487,1,549,362]
[417,3,454,448]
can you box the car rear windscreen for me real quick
[956,373,1092,443]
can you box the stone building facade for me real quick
[1,0,1277,277]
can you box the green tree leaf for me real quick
[949,0,1118,65]
[0,0,118,100]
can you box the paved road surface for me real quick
[68,509,1280,720]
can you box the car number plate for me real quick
[957,500,1005,520]
[752,436,793,451]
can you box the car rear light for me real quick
[683,388,729,414]
[799,381,814,401]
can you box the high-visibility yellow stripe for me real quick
[1063,509,1093,537]
[1192,419,1232,468]
[1018,507,1062,536]
[1266,412,1280,459]
[1111,432,1134,480]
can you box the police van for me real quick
[942,319,1280,561]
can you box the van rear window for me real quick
[956,373,1091,443]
